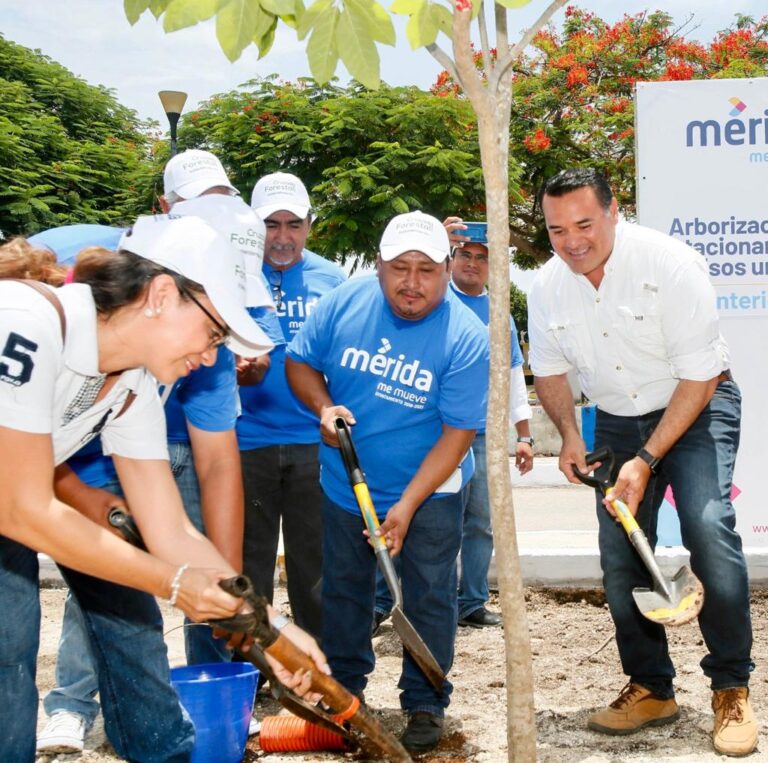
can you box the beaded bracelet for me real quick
[169,563,190,607]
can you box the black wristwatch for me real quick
[517,436,534,446]
[636,447,661,473]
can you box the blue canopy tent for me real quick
[29,224,125,266]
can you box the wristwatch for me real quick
[517,436,534,446]
[636,447,661,473]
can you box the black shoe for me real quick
[372,609,390,637]
[401,712,444,753]
[458,606,502,628]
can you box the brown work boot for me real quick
[712,687,758,757]
[588,682,680,735]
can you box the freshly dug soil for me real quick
[35,586,768,762]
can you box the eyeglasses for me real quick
[455,249,489,264]
[268,269,283,310]
[179,286,230,349]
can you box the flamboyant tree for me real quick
[125,1,566,759]
[0,35,157,238]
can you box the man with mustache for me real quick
[237,172,346,639]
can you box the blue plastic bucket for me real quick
[170,662,259,763]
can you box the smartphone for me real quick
[461,221,488,243]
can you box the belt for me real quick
[717,369,733,383]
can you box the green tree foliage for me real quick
[0,35,159,238]
[432,10,768,266]
[177,78,489,264]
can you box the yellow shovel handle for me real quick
[353,483,387,554]
[608,490,640,536]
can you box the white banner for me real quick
[636,77,768,547]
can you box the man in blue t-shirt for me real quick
[285,211,489,754]
[446,220,534,628]
[237,172,346,639]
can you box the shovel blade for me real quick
[391,608,446,693]
[632,565,704,627]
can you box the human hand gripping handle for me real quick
[320,405,356,447]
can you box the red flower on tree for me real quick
[566,66,589,88]
[523,129,551,153]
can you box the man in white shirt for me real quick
[528,168,755,758]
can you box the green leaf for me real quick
[495,0,532,8]
[347,0,395,45]
[306,6,340,84]
[337,6,380,88]
[163,0,224,32]
[254,16,278,57]
[389,0,422,14]
[392,196,409,213]
[297,0,331,40]
[430,2,452,38]
[406,2,437,49]
[260,0,295,16]
[216,0,261,61]
[149,0,173,18]
[124,0,151,24]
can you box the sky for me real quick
[1,0,764,127]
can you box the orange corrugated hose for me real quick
[259,715,348,752]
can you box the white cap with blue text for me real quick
[118,215,273,357]
[379,211,450,263]
[250,172,312,220]
[169,195,273,309]
[163,149,239,200]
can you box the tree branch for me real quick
[493,0,568,87]
[495,2,508,61]
[426,42,463,89]
[478,0,492,74]
[453,5,487,110]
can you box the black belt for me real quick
[717,369,733,383]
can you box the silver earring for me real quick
[144,307,154,318]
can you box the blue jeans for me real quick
[322,490,464,717]
[0,536,194,763]
[457,433,491,619]
[241,444,323,639]
[595,380,752,697]
[170,442,232,665]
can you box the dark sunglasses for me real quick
[268,269,283,310]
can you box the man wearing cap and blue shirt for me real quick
[237,172,345,640]
[37,151,275,754]
[285,211,489,753]
[447,219,534,628]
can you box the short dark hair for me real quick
[73,247,204,316]
[537,168,614,211]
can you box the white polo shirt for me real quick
[528,221,729,416]
[0,282,168,465]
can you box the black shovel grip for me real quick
[334,417,365,486]
[571,446,615,492]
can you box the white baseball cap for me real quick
[169,195,273,309]
[118,215,273,357]
[250,172,311,220]
[379,211,450,263]
[163,149,239,200]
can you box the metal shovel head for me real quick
[391,607,446,693]
[632,565,704,627]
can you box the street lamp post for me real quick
[158,90,188,158]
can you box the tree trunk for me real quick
[451,14,536,760]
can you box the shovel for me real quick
[107,509,353,740]
[214,575,413,763]
[334,417,446,694]
[573,446,704,627]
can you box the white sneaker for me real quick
[36,710,87,753]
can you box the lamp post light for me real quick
[158,90,188,158]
